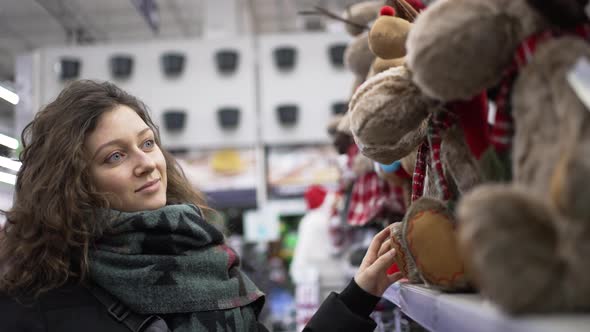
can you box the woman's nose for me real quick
[134,151,156,176]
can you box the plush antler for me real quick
[299,6,370,32]
[392,0,419,22]
[384,0,420,22]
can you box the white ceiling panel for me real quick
[0,0,372,80]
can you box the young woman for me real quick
[0,80,401,332]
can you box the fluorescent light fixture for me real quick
[0,134,18,150]
[0,84,19,105]
[0,171,16,185]
[0,156,20,172]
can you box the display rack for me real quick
[383,282,590,332]
[205,188,257,209]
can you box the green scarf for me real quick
[89,204,265,331]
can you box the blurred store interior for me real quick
[1,0,590,331]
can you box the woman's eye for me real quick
[143,139,155,149]
[106,152,124,163]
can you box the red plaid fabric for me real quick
[492,23,590,153]
[428,111,454,201]
[491,73,516,153]
[411,111,455,202]
[347,171,405,226]
[411,141,429,202]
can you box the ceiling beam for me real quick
[202,0,238,38]
[33,0,108,44]
[166,0,193,37]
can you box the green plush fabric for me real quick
[89,204,264,331]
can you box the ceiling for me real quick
[0,0,367,81]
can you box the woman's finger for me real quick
[366,227,392,259]
[370,247,397,273]
[377,239,392,257]
[360,227,394,270]
[387,272,403,284]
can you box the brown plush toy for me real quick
[348,2,427,167]
[349,0,488,290]
[366,0,418,77]
[336,112,407,227]
[362,0,421,203]
[322,1,383,157]
[407,0,590,313]
[341,1,384,95]
[369,0,417,61]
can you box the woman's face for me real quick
[85,105,167,212]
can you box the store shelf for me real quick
[205,188,257,209]
[383,282,590,332]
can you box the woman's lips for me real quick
[136,178,161,193]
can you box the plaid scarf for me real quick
[492,23,590,153]
[89,204,264,332]
[411,111,455,202]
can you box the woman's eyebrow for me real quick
[92,127,152,159]
[136,127,153,137]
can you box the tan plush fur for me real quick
[349,0,507,291]
[441,126,482,194]
[407,0,548,100]
[403,197,471,290]
[457,185,565,313]
[337,112,353,136]
[369,16,412,60]
[421,161,461,201]
[366,0,415,76]
[349,66,433,165]
[400,151,416,176]
[390,222,422,282]
[326,114,344,135]
[471,37,590,313]
[342,1,384,96]
[349,64,480,288]
[407,0,590,313]
[351,1,487,290]
[353,153,377,177]
[344,34,376,83]
[368,57,406,77]
[513,38,590,199]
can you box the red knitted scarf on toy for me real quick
[492,23,590,153]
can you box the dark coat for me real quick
[0,280,379,332]
[0,283,129,332]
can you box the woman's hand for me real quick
[354,226,402,297]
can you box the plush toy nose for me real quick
[380,5,396,16]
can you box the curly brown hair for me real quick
[0,80,208,298]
